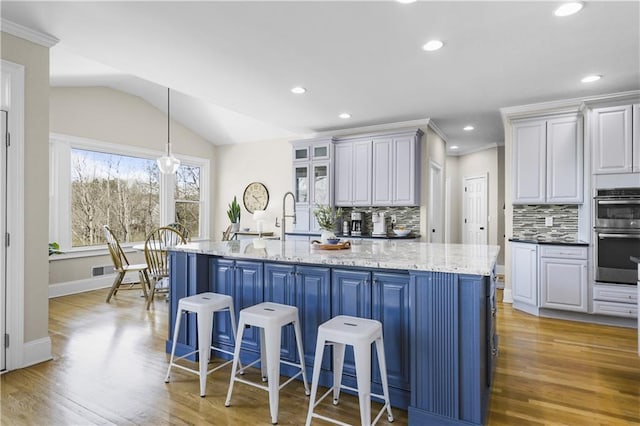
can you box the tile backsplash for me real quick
[512,204,579,240]
[340,206,421,235]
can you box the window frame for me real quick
[49,133,209,254]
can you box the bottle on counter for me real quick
[343,220,349,235]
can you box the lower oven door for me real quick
[595,230,640,284]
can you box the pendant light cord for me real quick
[167,88,171,156]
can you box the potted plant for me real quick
[313,204,342,243]
[227,196,241,232]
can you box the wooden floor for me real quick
[1,289,638,425]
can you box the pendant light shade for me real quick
[157,88,181,174]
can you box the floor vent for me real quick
[91,265,116,277]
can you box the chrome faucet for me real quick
[280,191,297,242]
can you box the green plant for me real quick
[227,196,241,223]
[49,242,62,256]
[313,205,342,231]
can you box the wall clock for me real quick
[243,182,269,213]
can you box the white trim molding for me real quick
[0,19,59,48]
[49,275,114,299]
[21,337,53,368]
[1,60,26,371]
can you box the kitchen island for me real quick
[168,239,500,426]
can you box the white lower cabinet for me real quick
[592,284,638,318]
[511,242,538,306]
[540,257,588,312]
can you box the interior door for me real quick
[0,110,7,371]
[463,175,488,245]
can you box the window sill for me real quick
[48,244,142,261]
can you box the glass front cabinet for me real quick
[291,138,335,233]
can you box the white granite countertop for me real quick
[170,239,500,276]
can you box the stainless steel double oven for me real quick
[594,188,640,285]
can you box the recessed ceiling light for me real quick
[291,86,306,94]
[422,40,444,52]
[463,125,474,131]
[581,74,601,83]
[449,145,459,150]
[339,113,351,119]
[554,2,583,17]
[396,0,417,3]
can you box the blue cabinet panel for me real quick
[372,272,410,391]
[296,265,331,371]
[264,263,297,362]
[211,258,235,349]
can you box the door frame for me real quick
[1,60,25,372]
[428,160,443,243]
[462,173,488,245]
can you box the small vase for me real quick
[320,229,336,243]
[231,222,240,233]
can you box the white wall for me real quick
[421,127,446,241]
[213,139,292,239]
[49,87,216,285]
[445,155,461,243]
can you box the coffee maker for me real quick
[372,212,387,236]
[351,211,363,236]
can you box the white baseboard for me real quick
[49,275,114,298]
[502,288,513,304]
[22,336,52,368]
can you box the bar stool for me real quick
[305,315,394,426]
[225,302,310,424]
[165,292,241,397]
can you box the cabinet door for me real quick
[352,140,373,206]
[296,266,331,370]
[511,243,538,305]
[332,269,371,377]
[592,105,633,174]
[546,115,583,203]
[372,138,393,206]
[294,205,310,232]
[293,164,309,204]
[264,263,297,362]
[212,259,237,349]
[512,120,546,204]
[633,104,640,172]
[334,143,353,206]
[372,272,410,391]
[540,258,587,312]
[235,261,264,353]
[393,136,417,205]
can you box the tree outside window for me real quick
[175,164,201,238]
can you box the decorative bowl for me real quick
[326,238,341,245]
[393,229,411,237]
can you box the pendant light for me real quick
[157,88,181,174]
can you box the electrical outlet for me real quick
[545,217,553,226]
[391,214,397,224]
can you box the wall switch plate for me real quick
[545,217,553,226]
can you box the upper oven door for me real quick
[595,229,640,284]
[595,198,640,228]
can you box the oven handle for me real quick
[596,200,640,205]
[598,233,640,239]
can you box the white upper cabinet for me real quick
[334,143,353,206]
[512,119,546,204]
[334,139,372,206]
[592,105,633,174]
[546,115,583,203]
[372,135,419,206]
[512,114,583,204]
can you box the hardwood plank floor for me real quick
[1,288,638,425]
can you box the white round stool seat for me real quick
[165,292,241,397]
[225,302,310,425]
[306,315,394,426]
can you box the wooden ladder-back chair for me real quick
[103,225,151,304]
[144,226,187,310]
[167,222,190,242]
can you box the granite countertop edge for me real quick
[509,237,589,246]
[170,239,500,277]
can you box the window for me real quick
[50,134,209,252]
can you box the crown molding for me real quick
[1,19,59,48]
[304,118,432,139]
[448,142,500,157]
[427,120,448,143]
